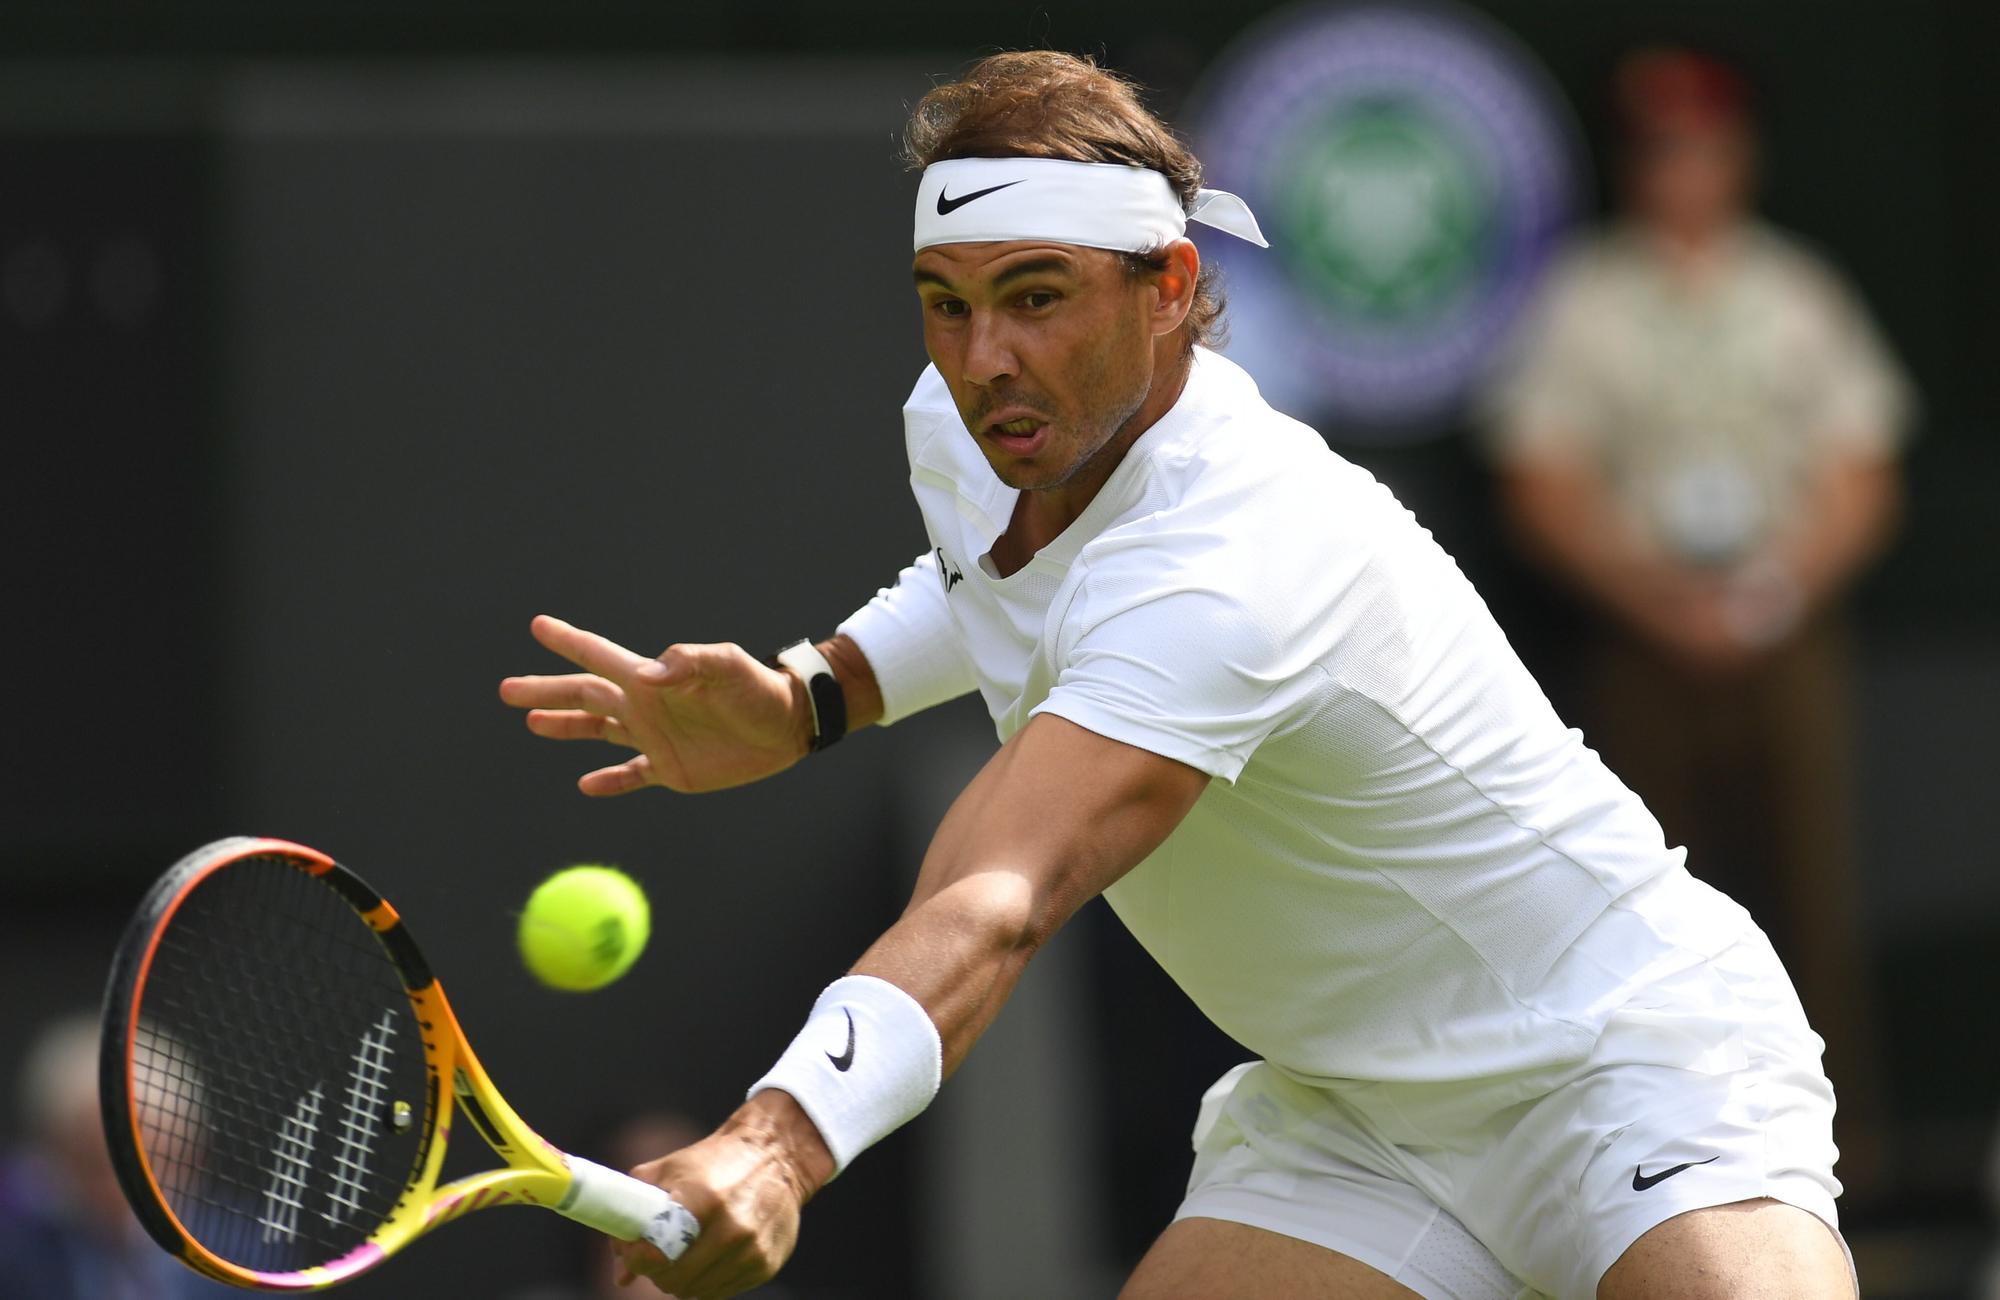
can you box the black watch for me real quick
[773,639,847,752]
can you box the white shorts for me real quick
[1175,927,1844,1300]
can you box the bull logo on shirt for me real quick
[934,547,965,593]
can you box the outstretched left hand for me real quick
[499,615,812,796]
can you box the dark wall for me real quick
[0,131,219,882]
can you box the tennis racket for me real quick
[99,835,700,1290]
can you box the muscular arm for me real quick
[1499,455,1702,649]
[1767,455,1901,614]
[620,714,1209,1296]
[853,713,1209,1073]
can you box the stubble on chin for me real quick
[965,316,1155,493]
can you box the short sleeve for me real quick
[836,551,978,726]
[1788,256,1916,458]
[1030,582,1302,785]
[1484,247,1614,465]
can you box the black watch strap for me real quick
[773,639,847,752]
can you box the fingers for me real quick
[532,614,652,683]
[617,1229,742,1300]
[525,709,634,747]
[500,672,626,716]
[579,755,654,798]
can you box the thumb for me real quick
[640,642,746,688]
[636,645,701,686]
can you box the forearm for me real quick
[849,871,1041,1078]
[727,870,1039,1207]
[1767,457,1901,611]
[816,632,885,732]
[734,718,1204,1202]
[1502,462,1686,631]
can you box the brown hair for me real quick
[903,50,1225,351]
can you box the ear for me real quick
[1150,239,1200,338]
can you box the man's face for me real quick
[1628,125,1754,237]
[913,240,1158,493]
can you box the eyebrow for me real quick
[912,256,1078,293]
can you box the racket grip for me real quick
[559,1156,702,1261]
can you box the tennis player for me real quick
[500,52,1854,1300]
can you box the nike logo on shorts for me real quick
[1632,1154,1719,1191]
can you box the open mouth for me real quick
[982,414,1049,455]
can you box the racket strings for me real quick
[131,854,427,1273]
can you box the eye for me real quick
[1020,290,1059,310]
[930,298,969,319]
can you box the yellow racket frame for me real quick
[103,836,697,1291]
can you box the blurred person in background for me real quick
[0,1014,234,1300]
[1488,46,1912,1196]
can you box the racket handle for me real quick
[559,1156,702,1262]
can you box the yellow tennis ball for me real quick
[517,865,650,991]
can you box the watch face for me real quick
[776,641,827,678]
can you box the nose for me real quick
[961,309,1018,389]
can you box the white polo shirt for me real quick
[841,347,1752,1085]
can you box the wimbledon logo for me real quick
[1193,2,1581,441]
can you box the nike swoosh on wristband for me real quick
[1631,1155,1719,1191]
[936,180,1024,215]
[827,1009,856,1072]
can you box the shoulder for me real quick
[1546,227,1644,289]
[1505,228,1646,362]
[1165,350,1353,490]
[1118,352,1391,553]
[1740,220,1837,275]
[1737,221,1872,310]
[1070,370,1405,659]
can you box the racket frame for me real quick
[101,835,693,1291]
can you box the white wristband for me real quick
[746,975,943,1178]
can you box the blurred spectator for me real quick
[1487,46,1912,1196]
[0,1014,234,1299]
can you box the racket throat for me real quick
[451,1069,515,1158]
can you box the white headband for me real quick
[913,157,1269,254]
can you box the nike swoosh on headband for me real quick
[936,180,1025,215]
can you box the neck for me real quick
[1041,342,1192,523]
